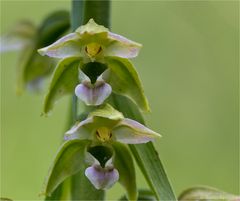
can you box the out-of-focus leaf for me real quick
[105,56,150,112]
[16,10,70,93]
[119,189,156,201]
[178,186,240,201]
[0,198,13,201]
[0,20,36,52]
[109,94,176,201]
[43,57,81,115]
[113,142,137,201]
[37,10,70,47]
[42,139,90,196]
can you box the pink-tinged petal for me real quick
[105,32,142,58]
[112,118,161,144]
[38,33,81,58]
[75,81,112,106]
[64,117,94,140]
[85,166,119,190]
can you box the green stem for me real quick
[71,0,84,30]
[82,0,111,27]
[70,0,84,123]
[68,0,111,200]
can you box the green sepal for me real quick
[44,177,71,201]
[17,10,70,94]
[42,139,90,196]
[89,104,124,121]
[43,57,81,115]
[178,186,240,201]
[112,142,137,201]
[105,56,150,112]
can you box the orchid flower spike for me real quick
[65,104,161,144]
[38,19,142,63]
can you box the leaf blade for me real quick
[109,94,176,201]
[113,142,137,201]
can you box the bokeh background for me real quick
[1,1,239,200]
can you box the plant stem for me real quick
[68,1,111,200]
[71,0,84,30]
[70,0,84,123]
[82,0,111,27]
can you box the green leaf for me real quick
[178,186,240,201]
[109,94,176,201]
[119,189,156,201]
[43,57,81,115]
[113,142,137,201]
[105,56,150,112]
[42,139,90,196]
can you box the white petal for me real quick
[112,118,161,144]
[38,33,81,58]
[105,32,142,58]
[64,117,94,140]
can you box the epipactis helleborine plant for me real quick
[38,18,157,197]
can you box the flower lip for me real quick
[81,62,107,84]
[75,70,112,106]
[87,145,113,168]
[85,145,119,190]
[85,165,119,190]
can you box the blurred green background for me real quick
[1,1,239,200]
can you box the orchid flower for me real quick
[39,19,149,113]
[38,18,142,63]
[65,104,161,144]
